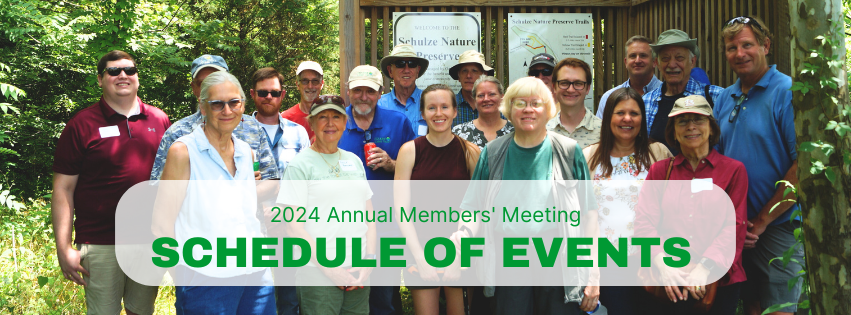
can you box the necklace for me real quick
[312,146,341,177]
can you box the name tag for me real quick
[339,160,358,171]
[691,178,713,193]
[99,126,120,138]
[418,125,428,136]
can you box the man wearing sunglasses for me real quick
[250,67,310,174]
[643,29,723,155]
[527,53,556,92]
[150,55,278,180]
[282,61,325,142]
[595,35,663,119]
[378,44,430,136]
[714,17,801,315]
[52,50,170,315]
[546,58,602,149]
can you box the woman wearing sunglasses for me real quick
[276,95,376,315]
[449,77,601,314]
[581,88,672,314]
[157,71,276,314]
[452,75,514,150]
[394,84,480,315]
[633,95,747,314]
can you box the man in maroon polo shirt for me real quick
[51,50,170,315]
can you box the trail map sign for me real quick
[393,12,481,91]
[508,13,594,110]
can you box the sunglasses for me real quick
[206,98,244,112]
[728,94,748,123]
[393,60,420,69]
[256,90,282,98]
[313,95,345,106]
[528,68,553,77]
[103,67,137,76]
[724,16,766,34]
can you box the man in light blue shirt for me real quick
[596,35,663,118]
[377,44,430,136]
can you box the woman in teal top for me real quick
[451,77,600,315]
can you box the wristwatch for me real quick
[459,225,474,238]
[698,258,716,272]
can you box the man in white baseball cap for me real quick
[282,61,325,142]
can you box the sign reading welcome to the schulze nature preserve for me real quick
[508,13,594,111]
[393,12,481,92]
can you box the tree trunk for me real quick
[788,0,851,314]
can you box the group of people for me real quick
[52,14,801,315]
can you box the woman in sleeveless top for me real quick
[156,71,275,314]
[582,88,672,315]
[395,84,480,315]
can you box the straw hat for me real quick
[650,29,698,56]
[449,50,494,80]
[379,44,429,78]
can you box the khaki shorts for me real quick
[78,244,159,315]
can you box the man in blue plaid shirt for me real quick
[449,50,495,127]
[643,29,723,155]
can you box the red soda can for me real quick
[364,143,377,160]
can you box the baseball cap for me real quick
[669,95,714,118]
[297,61,324,76]
[191,55,229,78]
[529,53,556,69]
[347,65,383,91]
[309,95,347,118]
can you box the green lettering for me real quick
[663,237,690,268]
[152,237,179,268]
[424,237,455,268]
[503,207,519,222]
[598,237,628,267]
[503,238,528,267]
[460,237,484,267]
[567,237,593,267]
[184,237,212,268]
[316,238,346,267]
[401,206,416,222]
[380,237,407,267]
[217,237,246,267]
[283,237,311,267]
[532,237,563,267]
[632,238,661,267]
[351,238,376,267]
[252,238,278,268]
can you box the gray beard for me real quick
[353,105,373,116]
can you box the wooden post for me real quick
[340,0,362,104]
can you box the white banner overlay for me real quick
[116,180,736,287]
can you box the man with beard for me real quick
[282,61,324,141]
[643,29,723,155]
[596,35,663,118]
[378,44,430,136]
[339,65,416,315]
[250,67,310,173]
[150,55,277,180]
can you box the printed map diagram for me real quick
[510,25,562,58]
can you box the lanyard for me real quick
[267,126,283,149]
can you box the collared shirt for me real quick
[339,105,417,180]
[453,90,478,127]
[634,149,748,287]
[714,65,798,225]
[150,111,279,180]
[378,87,427,136]
[596,75,663,118]
[281,104,313,141]
[251,112,311,176]
[545,107,603,148]
[643,77,724,133]
[53,97,171,245]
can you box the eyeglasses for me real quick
[528,68,553,77]
[256,90,282,98]
[728,94,747,123]
[475,92,499,100]
[206,98,244,112]
[393,60,420,69]
[724,16,766,34]
[103,67,137,76]
[300,79,322,86]
[511,99,544,109]
[676,116,709,126]
[313,95,345,106]
[555,80,587,90]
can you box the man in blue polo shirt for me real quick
[377,44,430,136]
[339,65,415,315]
[715,17,801,315]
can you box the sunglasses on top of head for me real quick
[393,60,420,69]
[103,67,137,76]
[724,16,765,34]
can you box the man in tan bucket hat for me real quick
[643,29,722,155]
[378,44,431,136]
[449,50,495,127]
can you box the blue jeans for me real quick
[174,267,276,315]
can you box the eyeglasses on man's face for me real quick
[555,80,587,90]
